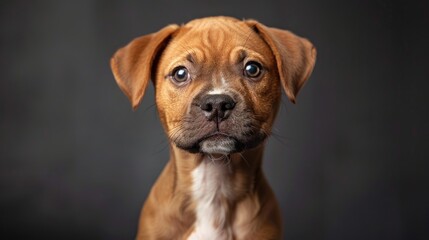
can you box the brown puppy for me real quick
[111,16,316,240]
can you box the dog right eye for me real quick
[171,66,190,84]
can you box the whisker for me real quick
[281,97,289,112]
[241,28,254,49]
[207,154,229,165]
[238,152,250,168]
[142,103,156,115]
[270,133,288,146]
[153,141,170,155]
[169,126,185,143]
[224,155,232,167]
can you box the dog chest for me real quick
[187,158,234,240]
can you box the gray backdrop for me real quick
[1,0,428,239]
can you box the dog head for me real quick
[111,16,316,155]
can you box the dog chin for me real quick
[199,137,238,155]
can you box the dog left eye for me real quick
[244,61,262,78]
[172,66,190,83]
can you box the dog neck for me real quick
[169,145,265,239]
[169,146,263,239]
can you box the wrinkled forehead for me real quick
[165,20,273,66]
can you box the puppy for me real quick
[111,16,316,240]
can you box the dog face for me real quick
[155,18,282,155]
[111,17,316,155]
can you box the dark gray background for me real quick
[1,0,428,239]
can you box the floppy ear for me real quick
[246,20,316,103]
[110,24,179,110]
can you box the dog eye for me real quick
[244,61,262,78]
[172,66,190,83]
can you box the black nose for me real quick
[200,94,236,121]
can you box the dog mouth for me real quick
[173,129,266,155]
[172,131,244,155]
[199,132,232,142]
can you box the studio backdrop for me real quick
[1,0,428,239]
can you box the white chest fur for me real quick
[187,158,234,240]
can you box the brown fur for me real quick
[111,16,316,240]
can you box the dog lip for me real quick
[199,132,232,141]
